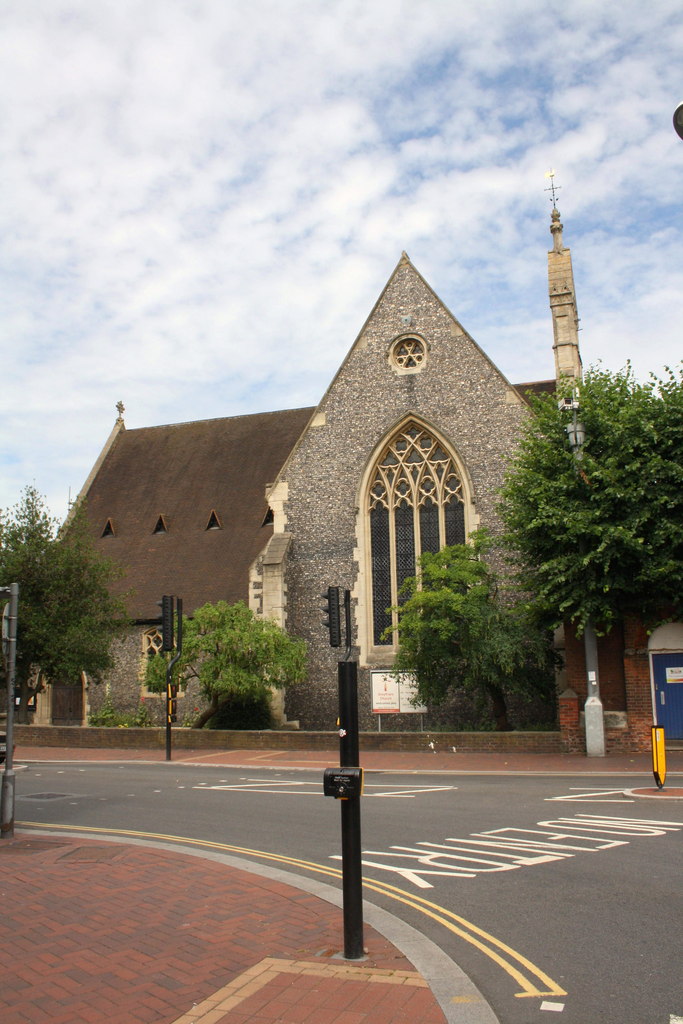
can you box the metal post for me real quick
[338,659,364,960]
[165,667,173,762]
[339,660,359,767]
[1,583,19,839]
[165,598,183,762]
[583,619,605,756]
[565,395,606,757]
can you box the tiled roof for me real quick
[514,379,557,398]
[84,407,313,619]
[85,380,553,621]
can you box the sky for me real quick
[1,0,682,520]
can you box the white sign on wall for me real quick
[371,672,427,714]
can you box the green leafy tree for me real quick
[391,534,555,730]
[145,600,307,728]
[0,486,129,721]
[499,365,683,634]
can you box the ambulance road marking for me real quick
[19,819,566,1002]
[352,813,682,889]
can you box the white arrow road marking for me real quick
[192,779,456,798]
[194,780,317,795]
[546,788,633,803]
[371,786,456,798]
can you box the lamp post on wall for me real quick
[564,392,606,756]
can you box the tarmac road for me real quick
[11,751,683,1024]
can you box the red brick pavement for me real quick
[0,835,447,1024]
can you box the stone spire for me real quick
[548,204,582,381]
[550,205,564,253]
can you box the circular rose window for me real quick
[390,336,426,372]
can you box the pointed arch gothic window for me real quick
[142,627,163,659]
[368,422,466,645]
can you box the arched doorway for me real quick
[649,623,683,739]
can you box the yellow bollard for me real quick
[651,725,666,789]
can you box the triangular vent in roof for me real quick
[153,515,168,534]
[261,508,274,527]
[101,518,115,538]
[206,510,221,531]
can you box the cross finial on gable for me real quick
[116,400,125,423]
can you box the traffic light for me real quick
[160,595,174,651]
[321,586,342,647]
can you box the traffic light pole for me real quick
[1,583,19,839]
[338,657,364,960]
[163,597,182,762]
[321,584,364,958]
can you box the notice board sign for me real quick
[371,672,427,714]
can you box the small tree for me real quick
[0,487,129,721]
[391,534,556,730]
[499,365,683,634]
[145,600,307,728]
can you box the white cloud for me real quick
[1,0,682,517]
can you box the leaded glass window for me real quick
[368,423,465,645]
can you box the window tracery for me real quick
[389,336,426,372]
[139,627,164,696]
[142,628,163,658]
[368,422,466,645]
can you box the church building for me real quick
[39,207,675,751]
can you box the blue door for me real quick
[651,653,683,739]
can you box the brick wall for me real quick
[622,614,654,750]
[560,615,656,752]
[15,724,563,753]
[563,621,626,709]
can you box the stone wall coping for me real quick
[15,724,563,753]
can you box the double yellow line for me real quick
[20,821,566,1000]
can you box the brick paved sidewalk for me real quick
[0,834,449,1024]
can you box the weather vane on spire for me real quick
[544,169,561,207]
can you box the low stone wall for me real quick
[14,724,564,754]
